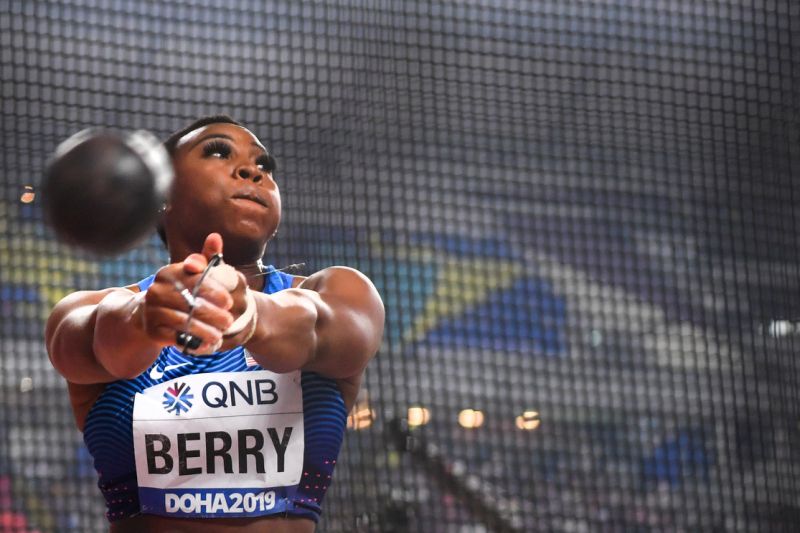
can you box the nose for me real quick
[236,165,262,183]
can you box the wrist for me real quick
[223,288,258,345]
[94,289,159,379]
[126,290,148,333]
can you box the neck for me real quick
[234,260,269,291]
[168,242,268,292]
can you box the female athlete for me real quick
[45,115,385,533]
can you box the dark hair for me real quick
[157,115,277,246]
[163,114,242,155]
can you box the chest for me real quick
[83,351,348,519]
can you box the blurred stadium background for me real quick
[1,0,799,531]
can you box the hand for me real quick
[209,258,252,352]
[140,233,235,353]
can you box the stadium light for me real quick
[20,185,35,203]
[515,410,541,430]
[407,406,431,427]
[458,409,484,429]
[767,320,796,337]
[347,407,375,430]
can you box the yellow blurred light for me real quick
[20,185,35,204]
[458,409,484,429]
[516,410,541,431]
[407,406,431,427]
[347,407,375,430]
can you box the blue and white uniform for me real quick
[82,268,347,523]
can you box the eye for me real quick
[202,140,232,159]
[256,154,276,172]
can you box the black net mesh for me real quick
[2,0,800,531]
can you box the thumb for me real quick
[183,233,224,274]
[201,232,224,261]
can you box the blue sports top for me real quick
[82,268,347,523]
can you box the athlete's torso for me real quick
[73,268,352,530]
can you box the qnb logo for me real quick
[162,382,194,415]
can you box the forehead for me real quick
[175,123,265,152]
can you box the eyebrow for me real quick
[190,133,267,153]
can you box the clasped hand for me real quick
[140,233,250,354]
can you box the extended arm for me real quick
[244,266,384,379]
[46,233,384,384]
[45,288,147,384]
[46,238,235,384]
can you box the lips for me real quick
[231,190,268,208]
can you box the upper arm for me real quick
[45,288,123,384]
[299,266,384,379]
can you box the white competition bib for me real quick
[132,370,304,517]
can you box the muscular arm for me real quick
[46,237,235,385]
[45,288,162,384]
[47,236,383,384]
[244,266,384,379]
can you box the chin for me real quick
[218,235,266,264]
[219,226,274,263]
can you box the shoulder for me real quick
[299,265,374,288]
[295,266,384,378]
[298,267,382,305]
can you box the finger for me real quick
[179,334,221,355]
[183,253,208,275]
[228,272,250,316]
[148,274,233,311]
[147,291,233,331]
[147,321,221,353]
[188,298,234,331]
[182,233,224,275]
[201,233,223,262]
[206,264,240,292]
[181,233,222,273]
[144,307,224,348]
[181,275,234,310]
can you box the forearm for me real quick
[242,267,384,379]
[92,290,163,379]
[47,236,244,384]
[48,288,160,384]
[243,288,330,374]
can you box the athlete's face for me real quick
[165,123,281,261]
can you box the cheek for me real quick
[271,194,282,225]
[273,190,282,213]
[171,163,200,198]
[172,163,226,207]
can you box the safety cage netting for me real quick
[1,1,799,531]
